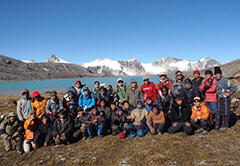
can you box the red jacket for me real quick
[200,76,217,102]
[141,82,157,103]
[157,78,172,92]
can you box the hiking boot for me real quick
[201,130,208,135]
[219,127,228,131]
[82,137,87,140]
[16,146,23,155]
[194,128,203,134]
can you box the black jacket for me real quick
[157,91,174,113]
[180,86,200,105]
[74,115,88,130]
[33,122,52,145]
[169,102,192,123]
[53,117,73,137]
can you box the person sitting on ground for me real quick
[46,90,63,122]
[33,115,53,149]
[168,95,192,135]
[214,66,237,130]
[31,91,47,119]
[73,108,88,140]
[86,107,105,138]
[0,112,24,154]
[78,87,95,113]
[111,107,128,136]
[147,105,165,135]
[122,100,134,115]
[126,79,144,108]
[23,111,39,153]
[172,71,186,97]
[63,90,78,116]
[124,99,148,139]
[190,97,210,134]
[115,78,128,106]
[192,70,204,100]
[144,97,155,113]
[157,72,172,93]
[200,69,219,129]
[98,99,111,133]
[53,110,73,145]
[141,76,157,103]
[180,78,200,106]
[17,89,32,123]
[93,81,101,100]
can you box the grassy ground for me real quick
[0,91,239,166]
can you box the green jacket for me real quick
[114,86,128,101]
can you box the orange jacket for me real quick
[31,97,47,119]
[24,118,36,140]
[191,102,210,120]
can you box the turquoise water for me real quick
[0,76,163,95]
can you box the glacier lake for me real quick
[0,76,164,95]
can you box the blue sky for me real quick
[0,0,239,64]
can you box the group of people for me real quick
[0,66,237,154]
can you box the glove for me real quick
[204,85,210,91]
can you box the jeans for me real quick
[124,124,146,137]
[206,102,218,114]
[87,124,104,136]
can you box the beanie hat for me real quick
[214,66,222,75]
[82,86,89,91]
[49,90,57,97]
[193,70,200,75]
[184,78,192,85]
[32,91,40,97]
[175,71,183,76]
[205,69,213,75]
[159,72,166,77]
[21,89,29,96]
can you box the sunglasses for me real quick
[194,100,201,103]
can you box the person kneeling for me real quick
[53,110,73,145]
[111,107,128,138]
[190,97,210,134]
[32,115,53,149]
[86,107,105,138]
[168,96,192,135]
[73,108,88,140]
[124,99,148,139]
[147,105,165,135]
[0,112,24,154]
[23,111,39,153]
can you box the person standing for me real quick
[17,89,32,122]
[200,69,219,129]
[31,91,47,119]
[126,79,144,108]
[172,71,186,97]
[115,78,128,106]
[141,76,157,103]
[214,66,237,130]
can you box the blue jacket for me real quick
[78,92,95,111]
[216,76,237,98]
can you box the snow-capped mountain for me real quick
[82,57,220,76]
[22,59,36,63]
[82,58,146,76]
[45,55,70,63]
